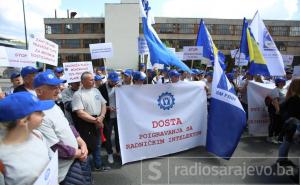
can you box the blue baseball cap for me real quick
[191,69,200,75]
[140,63,145,68]
[108,71,120,82]
[123,69,133,77]
[34,71,67,88]
[168,70,180,78]
[98,66,106,71]
[226,73,234,81]
[94,75,105,81]
[133,71,146,81]
[54,67,64,73]
[0,92,55,122]
[10,72,21,80]
[21,66,38,78]
[275,77,286,84]
[206,71,213,77]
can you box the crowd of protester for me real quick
[0,63,299,184]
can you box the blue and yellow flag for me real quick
[240,18,270,76]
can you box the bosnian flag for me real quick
[139,0,191,72]
[206,53,246,159]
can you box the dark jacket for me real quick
[98,83,110,121]
[13,84,28,93]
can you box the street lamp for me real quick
[22,0,28,49]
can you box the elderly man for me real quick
[34,70,89,183]
[99,71,121,164]
[14,66,38,95]
[72,71,109,171]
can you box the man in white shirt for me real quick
[34,70,88,183]
[72,71,108,171]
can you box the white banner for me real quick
[29,36,58,66]
[247,81,275,136]
[116,82,208,164]
[89,43,113,60]
[33,151,58,185]
[63,61,94,83]
[183,46,203,60]
[0,46,36,68]
[138,37,149,55]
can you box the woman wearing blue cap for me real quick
[0,92,55,185]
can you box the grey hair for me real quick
[81,71,93,82]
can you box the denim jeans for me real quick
[91,129,103,168]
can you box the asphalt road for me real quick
[93,137,300,185]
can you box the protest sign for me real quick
[183,46,203,60]
[29,36,58,66]
[63,61,93,83]
[89,43,113,59]
[0,46,35,68]
[116,82,207,164]
[138,37,149,55]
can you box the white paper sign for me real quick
[89,43,113,59]
[175,52,184,61]
[63,61,94,83]
[138,37,149,55]
[183,46,203,60]
[29,36,58,66]
[168,47,176,54]
[0,46,36,68]
[116,82,207,164]
[33,151,58,185]
[293,66,300,77]
[231,49,248,66]
[282,55,294,66]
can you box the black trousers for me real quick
[103,118,120,154]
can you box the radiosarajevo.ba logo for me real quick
[157,92,175,110]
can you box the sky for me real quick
[0,0,299,42]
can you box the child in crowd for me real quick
[0,92,55,185]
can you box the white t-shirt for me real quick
[270,87,287,104]
[0,131,50,185]
[38,104,78,182]
[72,88,107,116]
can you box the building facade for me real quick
[44,7,300,69]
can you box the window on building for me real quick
[50,39,62,48]
[214,24,234,35]
[287,41,300,47]
[159,24,177,34]
[271,26,289,36]
[178,39,195,49]
[289,26,300,36]
[64,23,80,34]
[83,23,103,33]
[65,54,80,62]
[45,24,62,34]
[275,41,286,51]
[64,39,81,48]
[84,54,91,61]
[179,24,195,34]
[234,25,243,35]
[215,40,239,50]
[83,39,101,48]
[205,24,214,34]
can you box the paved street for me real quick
[93,137,300,185]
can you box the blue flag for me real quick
[139,0,191,72]
[206,54,246,159]
[196,20,226,70]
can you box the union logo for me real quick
[157,92,175,110]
